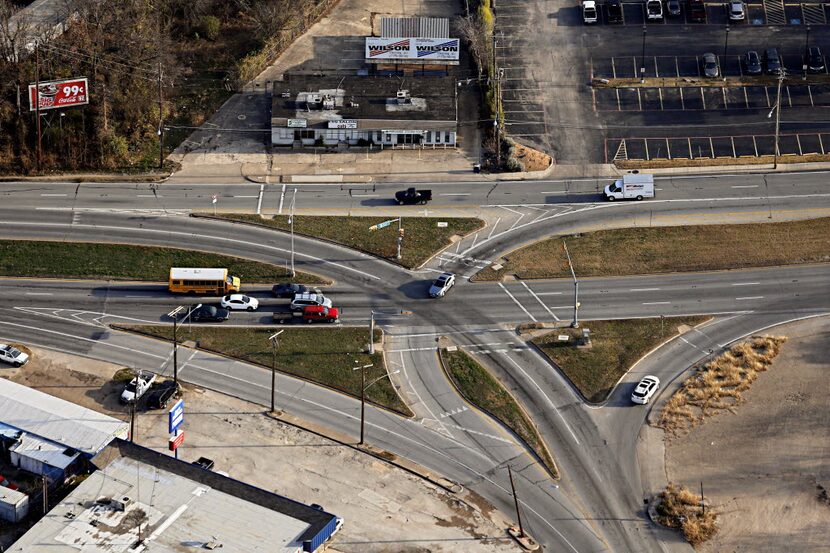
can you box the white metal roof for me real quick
[10,456,311,552]
[0,486,27,507]
[0,378,128,456]
[10,432,80,470]
[169,267,228,280]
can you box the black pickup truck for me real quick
[394,188,432,205]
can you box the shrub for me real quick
[200,16,221,41]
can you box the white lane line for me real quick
[503,354,579,444]
[398,351,454,439]
[350,194,379,197]
[630,287,660,292]
[469,232,479,251]
[540,190,567,194]
[642,301,671,305]
[256,184,264,215]
[535,291,563,296]
[520,282,559,321]
[40,193,67,197]
[233,195,258,198]
[735,296,764,300]
[731,185,759,188]
[440,193,471,196]
[499,283,537,322]
[277,182,286,214]
[136,194,157,198]
[177,349,199,375]
[387,346,436,353]
[24,292,53,296]
[731,282,760,286]
[486,217,501,240]
[1,221,382,281]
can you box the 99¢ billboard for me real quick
[28,77,89,111]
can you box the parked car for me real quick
[582,0,598,23]
[121,371,156,404]
[743,51,762,75]
[689,0,706,22]
[646,0,663,20]
[189,304,230,322]
[220,294,259,311]
[807,46,825,73]
[290,292,332,311]
[702,52,719,78]
[631,375,661,404]
[764,48,782,75]
[728,0,745,21]
[192,457,215,470]
[606,0,624,23]
[428,272,456,298]
[146,382,177,410]
[0,344,29,367]
[302,305,340,324]
[272,283,308,298]
[667,0,682,16]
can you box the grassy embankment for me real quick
[208,214,485,269]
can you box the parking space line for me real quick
[696,56,701,77]
[520,282,559,321]
[612,57,617,78]
[744,87,749,109]
[709,137,715,158]
[808,85,814,107]
[616,88,621,111]
[637,88,642,111]
[654,57,659,78]
[722,87,728,109]
[786,86,792,107]
[592,87,597,112]
[797,134,803,155]
[753,136,759,156]
[701,87,706,110]
[765,86,771,107]
[819,133,825,154]
[675,57,680,77]
[731,136,737,157]
[666,138,672,159]
[499,283,537,322]
[688,137,693,158]
[659,88,664,110]
[644,137,649,159]
[679,86,685,109]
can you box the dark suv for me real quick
[146,382,177,410]
[807,46,825,73]
[764,48,782,75]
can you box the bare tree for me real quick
[456,14,491,78]
[0,0,32,63]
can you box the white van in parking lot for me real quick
[604,173,655,201]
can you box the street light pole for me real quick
[289,188,297,278]
[268,330,284,413]
[640,26,647,83]
[369,311,375,355]
[396,217,403,260]
[563,240,579,328]
[354,364,399,445]
[507,466,526,538]
[723,25,730,82]
[769,70,784,170]
[804,25,811,80]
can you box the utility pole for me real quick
[640,26,647,83]
[289,188,297,277]
[359,363,369,445]
[268,330,284,413]
[129,371,137,442]
[157,62,164,170]
[493,34,501,168]
[563,240,579,328]
[42,476,48,515]
[166,305,195,386]
[723,25,730,82]
[507,466,526,538]
[396,217,403,260]
[35,42,42,172]
[369,311,375,355]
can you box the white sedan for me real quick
[0,344,29,367]
[429,272,455,298]
[220,294,259,311]
[631,375,660,404]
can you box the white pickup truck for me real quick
[121,371,156,403]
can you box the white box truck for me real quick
[604,173,655,201]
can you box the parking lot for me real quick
[494,0,830,165]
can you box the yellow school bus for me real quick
[168,268,240,295]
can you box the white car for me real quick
[729,0,745,20]
[220,294,259,311]
[121,371,156,404]
[582,0,598,23]
[290,292,332,311]
[631,375,660,404]
[0,344,29,367]
[429,272,455,298]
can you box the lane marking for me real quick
[398,351,454,439]
[486,217,501,240]
[277,183,286,214]
[232,195,258,198]
[630,287,660,292]
[40,193,67,197]
[520,282,559,321]
[730,185,759,188]
[440,193,471,196]
[535,291,563,296]
[642,301,671,305]
[498,283,537,322]
[24,292,53,296]
[256,184,264,215]
[0,320,166,358]
[350,194,379,197]
[735,296,764,300]
[731,282,760,286]
[136,194,158,198]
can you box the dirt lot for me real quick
[2,348,517,553]
[665,316,830,552]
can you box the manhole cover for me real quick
[237,115,246,121]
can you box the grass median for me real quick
[477,218,830,281]
[0,240,327,284]
[441,348,558,478]
[532,317,709,403]
[121,325,410,416]
[207,214,485,269]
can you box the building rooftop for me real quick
[380,17,449,38]
[0,378,129,456]
[8,429,81,470]
[272,74,456,130]
[9,440,339,553]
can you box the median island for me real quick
[0,240,326,284]
[532,317,709,403]
[204,214,485,269]
[477,218,830,281]
[121,325,410,416]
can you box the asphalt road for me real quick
[2,176,830,552]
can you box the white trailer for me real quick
[0,487,29,523]
[604,173,655,201]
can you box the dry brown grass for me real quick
[658,336,787,435]
[656,483,718,546]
